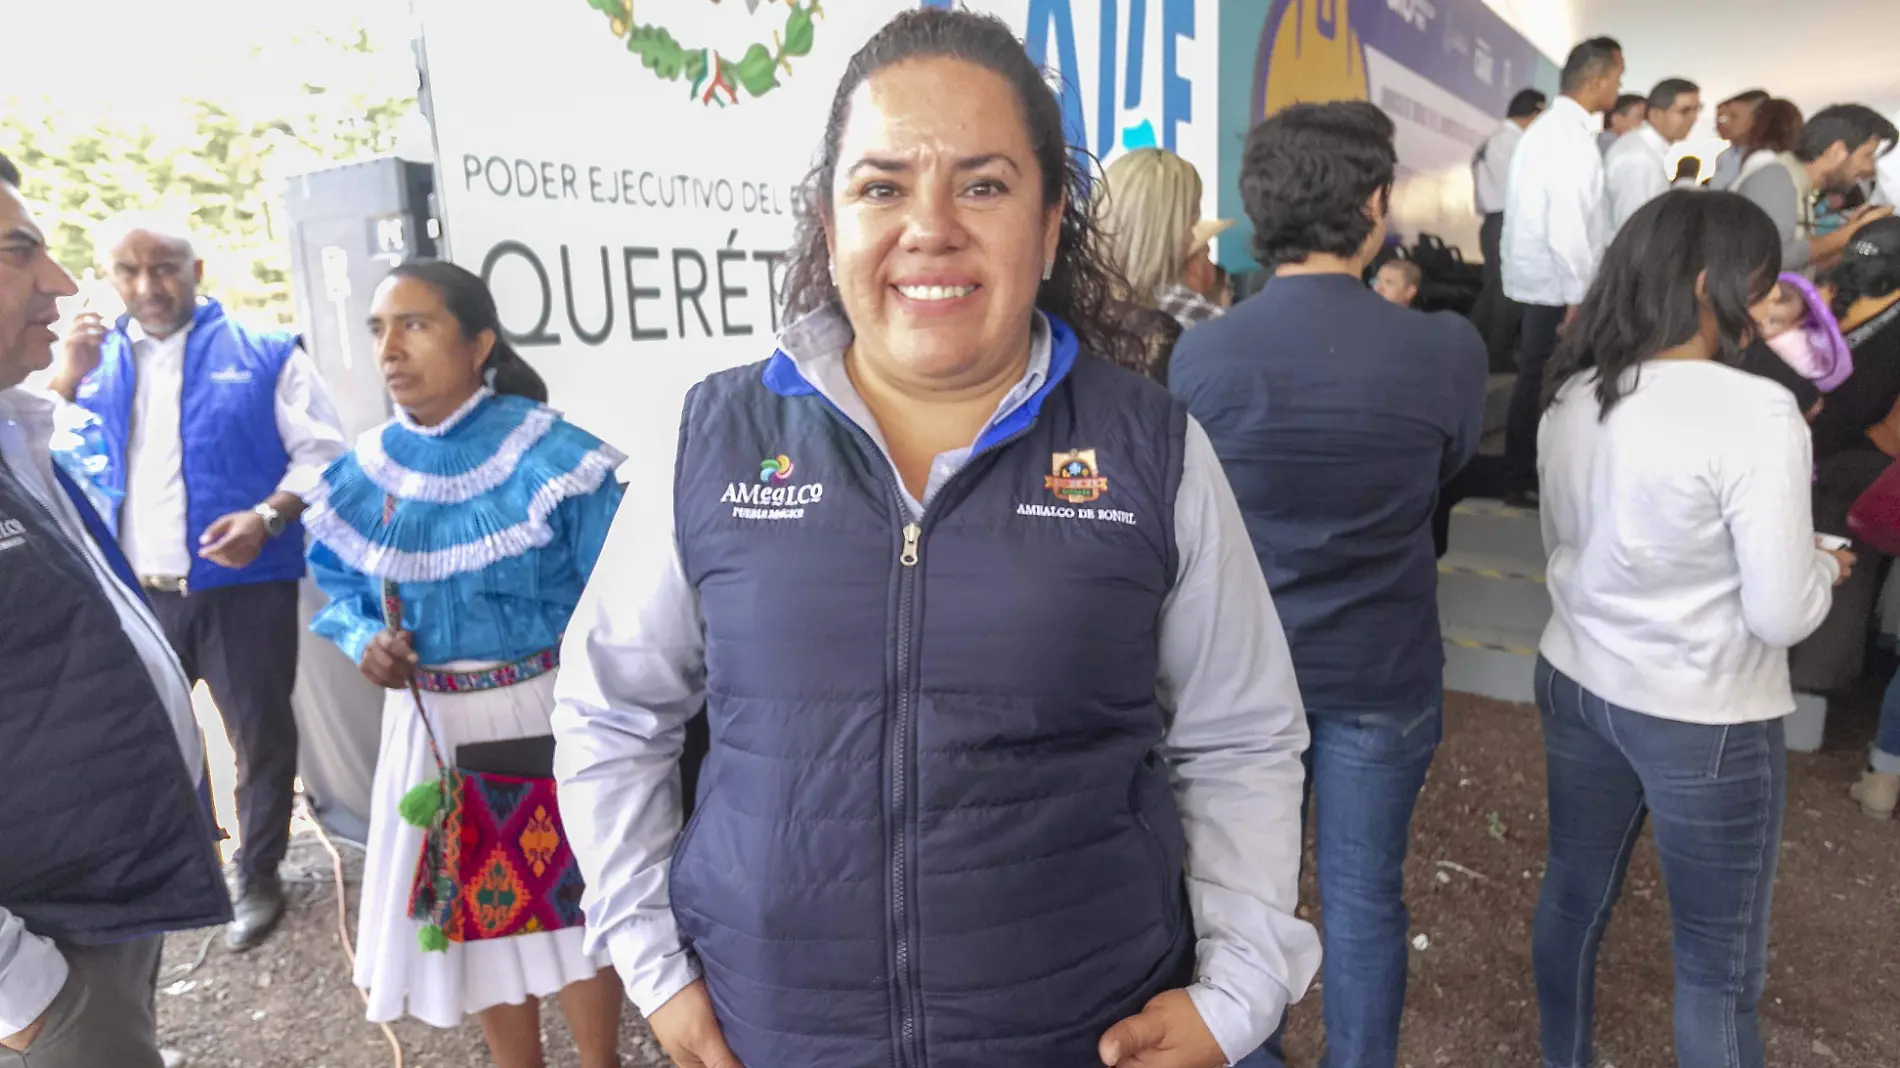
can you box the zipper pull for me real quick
[900,522,921,567]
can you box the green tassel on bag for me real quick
[398,779,444,828]
[417,924,450,953]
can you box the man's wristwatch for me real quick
[253,503,287,539]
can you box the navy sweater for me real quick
[1170,274,1487,713]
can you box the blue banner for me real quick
[1215,0,1560,269]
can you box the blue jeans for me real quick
[1533,659,1784,1068]
[1242,702,1443,1068]
[1873,667,1900,774]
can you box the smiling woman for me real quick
[779,8,1130,386]
[551,8,1320,1068]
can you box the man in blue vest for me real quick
[46,213,346,951]
[0,151,230,1068]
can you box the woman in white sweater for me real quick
[1532,190,1851,1068]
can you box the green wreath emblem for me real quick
[585,0,823,107]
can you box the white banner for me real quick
[416,0,1220,461]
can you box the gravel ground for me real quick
[154,831,668,1068]
[158,690,1899,1068]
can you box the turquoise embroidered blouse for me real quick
[305,389,625,666]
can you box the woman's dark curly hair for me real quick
[778,7,1135,365]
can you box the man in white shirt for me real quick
[1598,93,1645,154]
[1876,140,1900,208]
[46,215,346,952]
[0,152,228,1068]
[1499,35,1623,503]
[1470,87,1547,369]
[1606,78,1702,232]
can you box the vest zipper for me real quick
[812,394,1040,1068]
[887,423,1037,1068]
[892,515,921,1068]
[900,522,920,566]
[806,402,929,1068]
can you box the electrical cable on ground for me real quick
[306,800,405,1068]
[165,929,218,982]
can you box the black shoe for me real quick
[225,872,286,952]
[1502,487,1540,510]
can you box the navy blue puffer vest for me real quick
[0,463,231,944]
[670,323,1193,1068]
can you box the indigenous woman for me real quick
[305,261,625,1068]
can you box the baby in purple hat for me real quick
[1754,271,1853,396]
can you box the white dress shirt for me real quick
[1473,119,1526,216]
[119,317,347,577]
[1875,146,1900,208]
[552,311,1321,1065]
[1539,362,1837,724]
[0,386,203,1038]
[1503,96,1611,308]
[1605,123,1673,233]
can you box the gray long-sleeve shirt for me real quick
[551,310,1322,1064]
[1737,159,1814,273]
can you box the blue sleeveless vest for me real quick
[76,298,305,589]
[670,326,1193,1068]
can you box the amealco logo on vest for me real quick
[1016,449,1138,526]
[720,453,824,521]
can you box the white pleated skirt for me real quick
[355,665,609,1028]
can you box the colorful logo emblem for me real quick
[1255,0,1370,121]
[1045,449,1109,504]
[584,0,821,108]
[759,454,795,483]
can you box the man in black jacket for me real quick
[0,152,230,1067]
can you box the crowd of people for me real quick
[2,8,1897,1068]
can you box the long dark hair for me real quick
[778,7,1133,365]
[385,260,548,403]
[1830,216,1900,321]
[1542,190,1780,417]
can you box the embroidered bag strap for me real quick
[378,493,450,775]
[381,493,463,949]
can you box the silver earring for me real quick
[1042,261,1054,281]
[827,261,836,285]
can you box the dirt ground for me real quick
[158,689,1899,1068]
